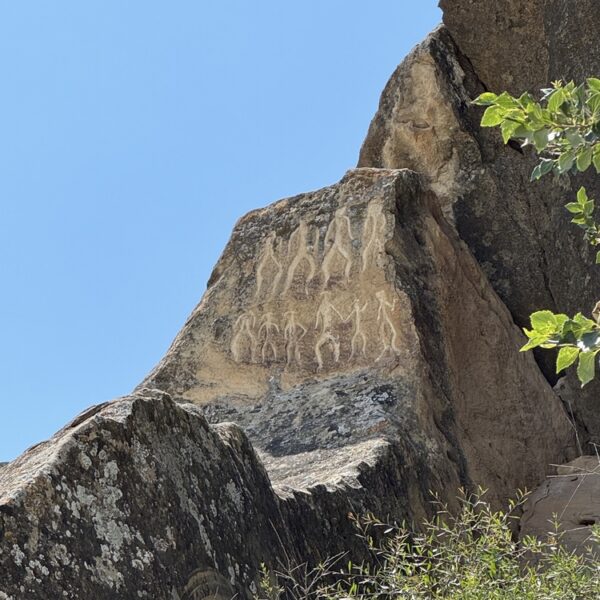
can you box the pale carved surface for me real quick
[230,197,401,375]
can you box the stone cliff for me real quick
[1,1,598,598]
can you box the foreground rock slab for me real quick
[0,391,286,599]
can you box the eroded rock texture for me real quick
[1,2,596,596]
[0,392,285,599]
[520,456,600,556]
[359,18,600,444]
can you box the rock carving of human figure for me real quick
[361,203,387,272]
[254,232,283,300]
[375,290,400,362]
[283,310,307,367]
[344,298,369,359]
[230,311,258,363]
[282,221,318,296]
[321,206,354,286]
[259,312,280,363]
[314,291,344,370]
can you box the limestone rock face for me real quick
[520,456,600,556]
[358,20,600,443]
[141,168,575,513]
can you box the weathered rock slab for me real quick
[520,456,600,556]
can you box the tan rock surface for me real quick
[520,456,600,556]
[359,23,600,445]
[141,168,576,512]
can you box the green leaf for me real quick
[566,130,585,147]
[557,150,575,173]
[577,351,597,386]
[530,310,558,332]
[530,164,542,181]
[577,186,589,205]
[501,119,522,144]
[579,330,600,352]
[577,147,593,172]
[495,92,519,109]
[588,78,600,93]
[481,105,505,127]
[556,347,579,373]
[532,129,549,151]
[593,146,600,173]
[548,88,566,112]
[565,202,582,214]
[589,92,600,114]
[520,335,547,352]
[540,160,554,176]
[596,250,600,264]
[473,92,498,105]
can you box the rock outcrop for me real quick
[3,1,599,596]
[520,456,600,556]
[358,20,600,445]
[0,391,287,599]
[141,168,575,517]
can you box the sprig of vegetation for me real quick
[473,80,600,386]
[257,490,600,599]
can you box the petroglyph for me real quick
[362,202,388,271]
[314,291,344,370]
[283,310,307,367]
[255,232,283,300]
[231,312,258,363]
[344,299,369,359]
[322,206,354,286]
[376,290,401,362]
[259,312,280,363]
[282,221,318,296]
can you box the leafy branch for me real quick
[473,80,600,386]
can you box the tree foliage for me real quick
[473,80,600,386]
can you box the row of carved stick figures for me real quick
[231,290,401,370]
[254,202,387,300]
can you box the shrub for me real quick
[257,490,600,599]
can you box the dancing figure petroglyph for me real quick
[283,310,307,367]
[259,312,280,363]
[375,290,401,362]
[230,311,258,363]
[255,232,283,300]
[282,221,318,296]
[361,202,388,272]
[314,291,344,371]
[322,206,354,286]
[344,298,369,359]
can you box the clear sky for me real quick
[0,2,441,461]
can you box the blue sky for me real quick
[0,2,441,461]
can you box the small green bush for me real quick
[258,491,600,600]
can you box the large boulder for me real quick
[0,391,285,599]
[358,17,600,444]
[141,168,575,513]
